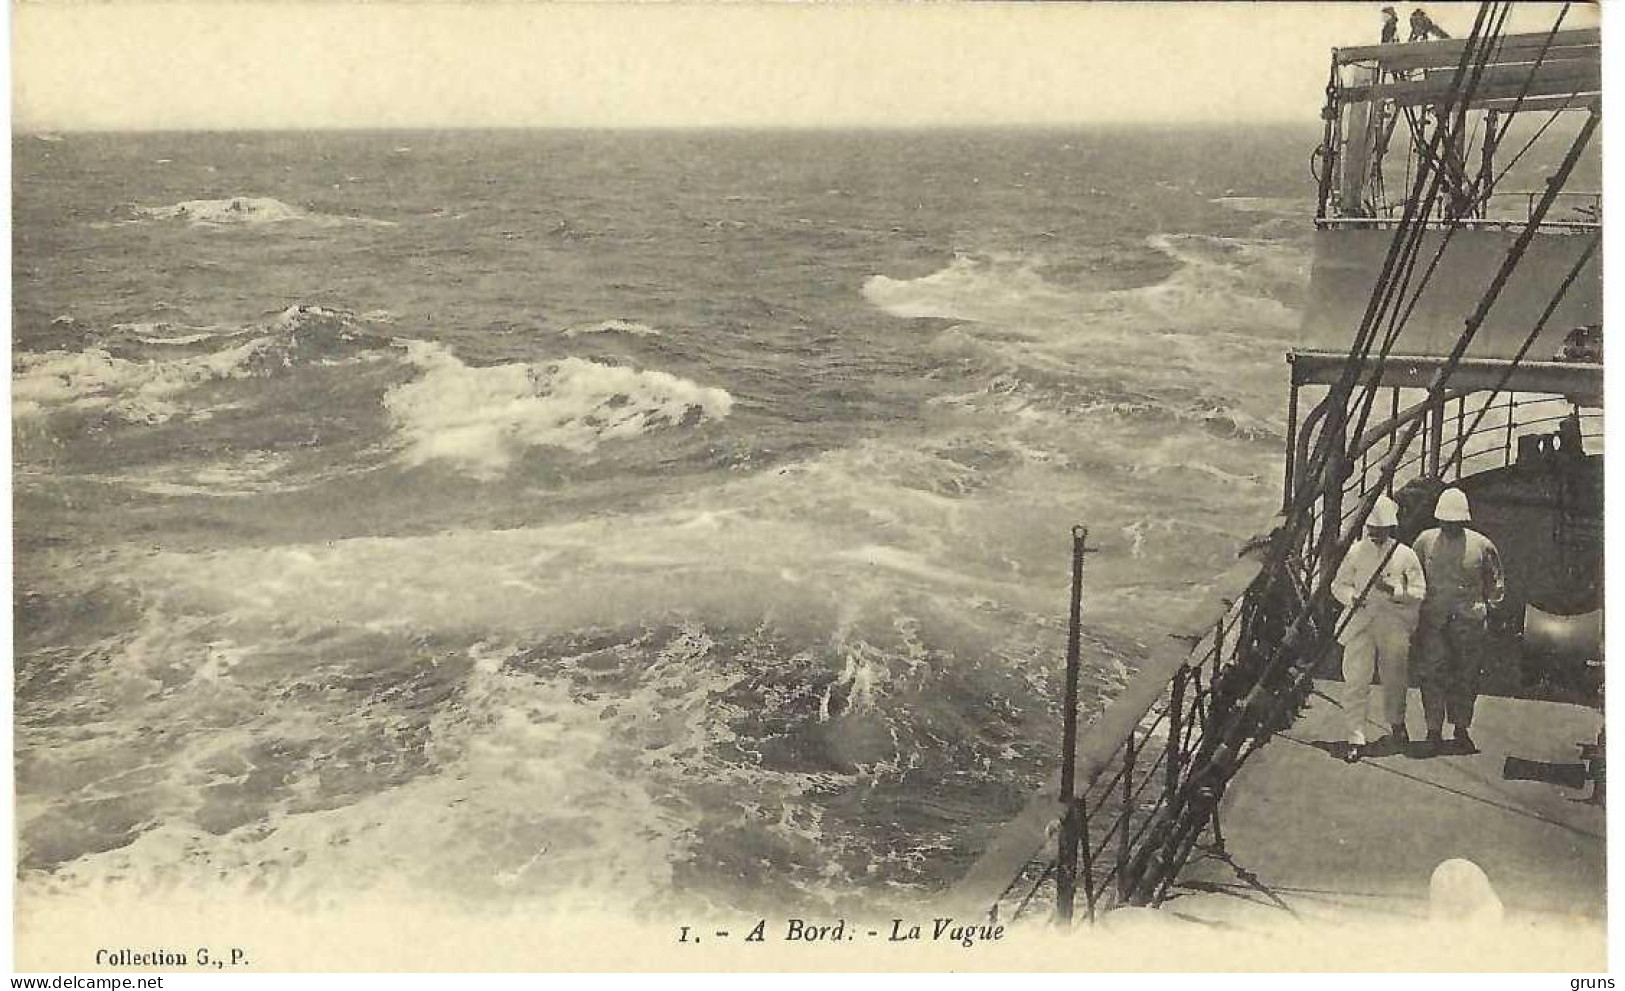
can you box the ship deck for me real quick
[1166,681,1606,932]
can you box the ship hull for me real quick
[1301,225,1600,358]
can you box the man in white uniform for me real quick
[1332,495,1426,757]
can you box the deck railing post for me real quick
[1283,379,1300,514]
[1055,526,1090,925]
[1389,387,1400,492]
[1504,393,1516,468]
[1118,733,1136,903]
[1165,666,1187,808]
[1427,396,1445,477]
[1455,396,1467,479]
[1078,796,1097,923]
[1056,802,1079,926]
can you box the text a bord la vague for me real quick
[677,918,1006,948]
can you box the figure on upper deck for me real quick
[1332,495,1426,759]
[1412,488,1506,757]
[1409,8,1452,42]
[1381,6,1401,44]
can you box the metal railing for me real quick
[1315,216,1599,233]
[1314,391,1601,561]
[976,563,1280,923]
[1488,189,1602,225]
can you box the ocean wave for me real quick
[12,339,273,425]
[861,254,1075,324]
[13,305,396,425]
[15,598,1046,913]
[107,321,254,347]
[107,452,300,498]
[931,368,1281,451]
[865,235,1306,336]
[17,414,1215,910]
[32,485,1078,899]
[129,196,393,228]
[563,319,662,338]
[1210,195,1314,217]
[1129,232,1306,329]
[382,342,733,476]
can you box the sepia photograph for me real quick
[9,0,1609,974]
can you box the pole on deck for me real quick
[1282,378,1300,514]
[1056,525,1091,925]
[1427,397,1446,477]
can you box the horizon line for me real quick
[15,119,1322,136]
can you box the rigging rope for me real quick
[1037,2,1599,919]
[1289,2,1503,526]
[1479,4,1577,202]
[1129,12,1599,900]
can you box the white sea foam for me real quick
[18,627,724,912]
[563,319,662,338]
[109,321,251,346]
[1129,232,1305,329]
[134,196,392,228]
[267,303,385,332]
[112,452,307,498]
[14,305,396,425]
[11,339,271,424]
[138,197,310,224]
[382,341,733,477]
[861,254,1075,324]
[864,236,1305,335]
[120,437,1041,647]
[1210,195,1313,217]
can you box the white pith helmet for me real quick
[1434,487,1471,522]
[1368,495,1400,529]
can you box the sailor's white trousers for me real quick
[1342,620,1413,743]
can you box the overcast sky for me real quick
[11,2,1601,131]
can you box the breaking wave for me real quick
[12,305,395,425]
[129,196,393,228]
[13,339,274,425]
[564,319,662,338]
[382,342,734,477]
[864,235,1305,334]
[862,254,1077,324]
[1130,233,1306,329]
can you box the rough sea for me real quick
[13,127,1316,919]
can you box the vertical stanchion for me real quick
[1078,797,1097,923]
[1165,667,1186,812]
[1427,396,1445,477]
[1321,408,1347,571]
[1282,378,1300,514]
[1504,393,1516,465]
[1055,525,1090,925]
[1118,732,1135,902]
[1455,396,1466,479]
[1388,387,1400,494]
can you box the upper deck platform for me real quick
[1332,28,1600,110]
